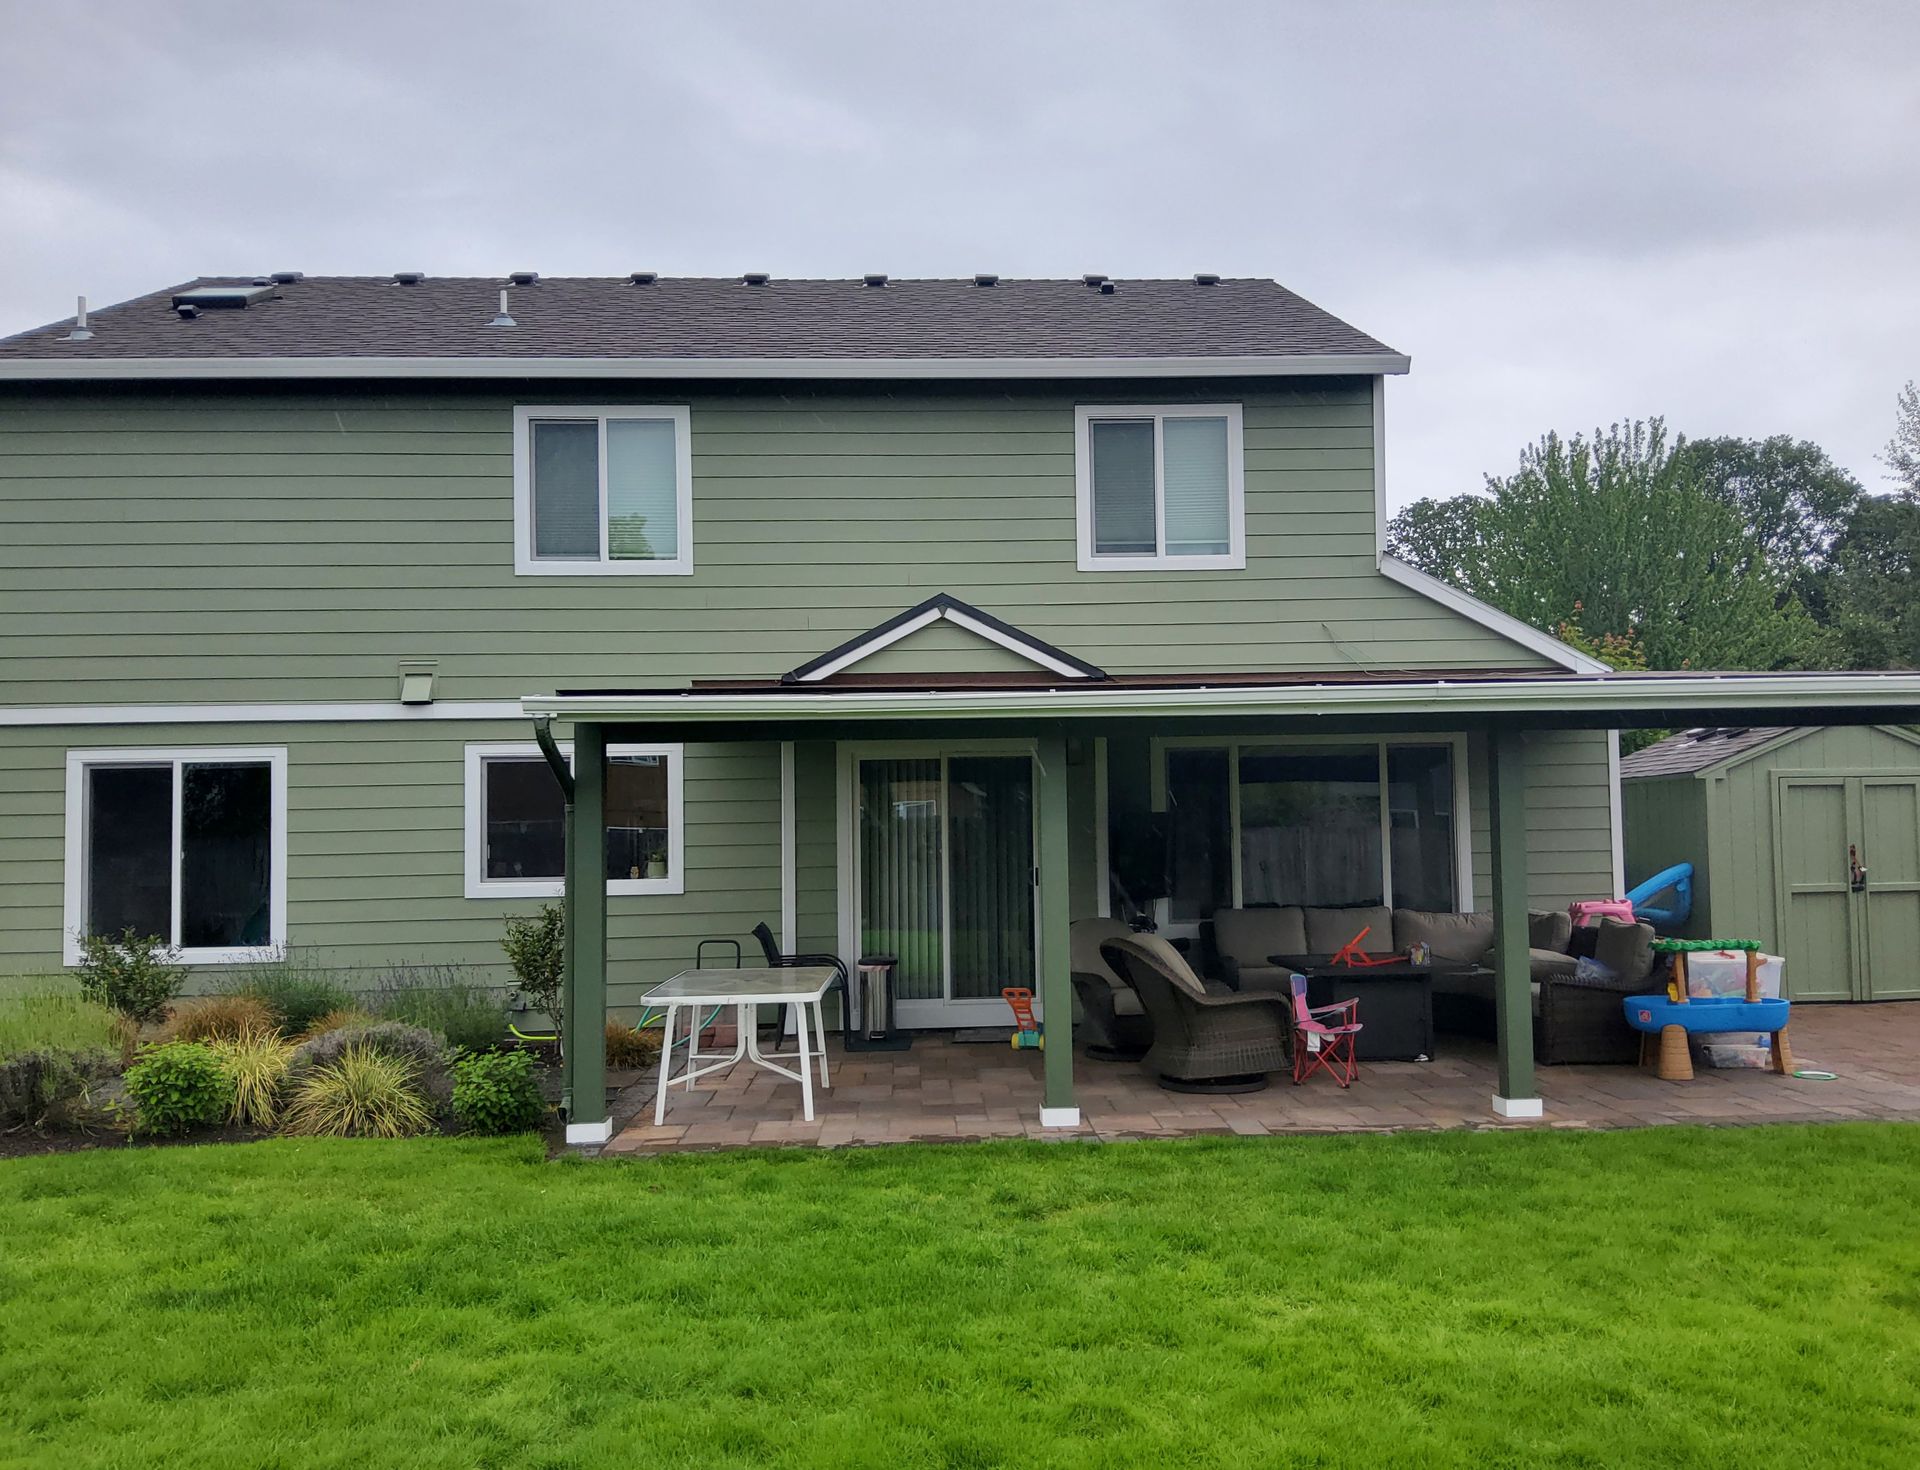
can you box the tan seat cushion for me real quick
[1304,905,1394,954]
[1213,907,1307,970]
[1109,931,1210,1000]
[1393,909,1494,964]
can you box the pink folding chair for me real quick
[1289,973,1363,1088]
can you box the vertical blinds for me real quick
[859,759,945,1000]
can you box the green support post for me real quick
[1488,725,1541,1117]
[1036,730,1077,1126]
[564,721,611,1145]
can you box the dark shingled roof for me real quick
[1618,726,1798,778]
[0,275,1399,365]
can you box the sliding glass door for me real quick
[855,747,1037,1026]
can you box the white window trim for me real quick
[1074,403,1245,572]
[1147,733,1473,928]
[512,404,694,577]
[63,746,289,967]
[463,741,685,899]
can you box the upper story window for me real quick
[512,405,693,576]
[1075,404,1245,572]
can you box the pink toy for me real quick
[1569,898,1636,928]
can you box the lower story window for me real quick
[64,748,287,964]
[465,742,684,898]
[1159,738,1462,922]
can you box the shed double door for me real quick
[1775,777,1920,1001]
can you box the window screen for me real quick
[530,419,601,559]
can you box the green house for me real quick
[1622,725,1920,1002]
[4,272,1918,1142]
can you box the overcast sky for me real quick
[3,0,1915,507]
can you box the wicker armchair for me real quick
[1070,917,1153,1061]
[1100,932,1292,1093]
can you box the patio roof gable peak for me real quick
[781,594,1109,685]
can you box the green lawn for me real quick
[3,1127,1918,1469]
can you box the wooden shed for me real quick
[1621,725,1920,1001]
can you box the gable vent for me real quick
[862,273,888,288]
[508,270,538,286]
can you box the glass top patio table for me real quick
[641,966,839,1006]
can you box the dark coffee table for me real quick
[1268,954,1489,1062]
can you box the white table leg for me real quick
[653,1003,678,1126]
[813,999,830,1087]
[795,998,815,1122]
[684,1001,699,1092]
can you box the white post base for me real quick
[565,1117,615,1146]
[1491,1095,1544,1120]
[1039,1106,1081,1128]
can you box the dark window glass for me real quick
[1166,748,1231,923]
[1239,745,1383,907]
[484,758,568,880]
[531,419,600,559]
[85,765,172,940]
[180,763,273,948]
[1388,745,1457,911]
[605,756,671,881]
[1090,418,1156,555]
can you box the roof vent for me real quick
[61,296,94,342]
[508,271,538,286]
[1082,273,1107,287]
[862,273,888,288]
[1098,280,1116,295]
[392,271,425,286]
[1193,272,1220,286]
[171,284,278,310]
[488,289,516,328]
[629,271,657,285]
[973,273,998,287]
[270,271,303,284]
[175,304,200,320]
[742,271,770,286]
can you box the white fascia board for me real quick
[798,605,1091,682]
[0,352,1412,382]
[0,699,527,727]
[521,672,1920,725]
[1377,557,1609,674]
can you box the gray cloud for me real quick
[3,0,1915,502]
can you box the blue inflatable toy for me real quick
[1626,862,1693,932]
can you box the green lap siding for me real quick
[0,378,1553,706]
[0,720,781,1010]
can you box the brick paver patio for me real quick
[602,1001,1920,1154]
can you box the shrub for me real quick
[291,1020,450,1109]
[74,930,186,1024]
[210,1030,296,1128]
[220,952,353,1034]
[302,1008,375,1039]
[451,1049,547,1135]
[284,1044,434,1138]
[123,1042,232,1137]
[501,905,564,1031]
[370,965,507,1052]
[606,1019,662,1069]
[160,993,278,1044]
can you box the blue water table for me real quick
[1623,939,1793,1081]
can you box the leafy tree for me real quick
[1883,380,1920,494]
[1673,434,1861,618]
[1389,420,1823,672]
[1826,491,1920,669]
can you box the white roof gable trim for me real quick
[1377,556,1609,674]
[788,597,1104,683]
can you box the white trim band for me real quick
[565,1119,615,1146]
[0,352,1413,383]
[1492,1096,1545,1120]
[1039,1106,1082,1128]
[798,603,1094,682]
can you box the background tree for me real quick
[1389,420,1823,672]
[1822,384,1920,669]
[1883,380,1920,493]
